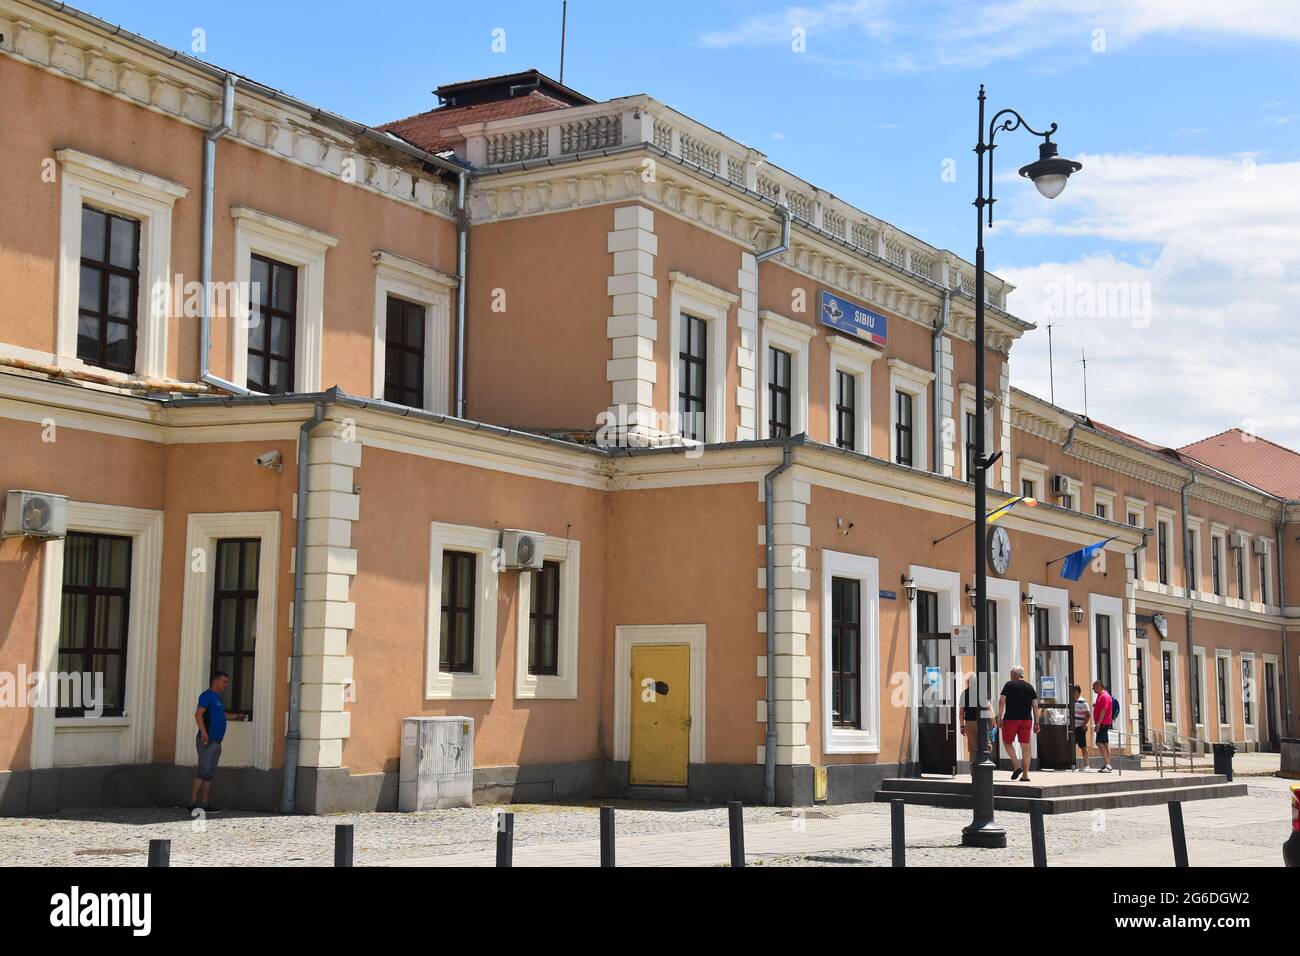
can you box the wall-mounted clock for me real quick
[988,525,1012,575]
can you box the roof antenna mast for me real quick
[1076,347,1091,418]
[559,1,568,85]
[1045,321,1056,406]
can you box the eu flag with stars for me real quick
[1060,538,1114,581]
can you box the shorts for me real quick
[1095,724,1111,744]
[196,733,223,781]
[1074,727,1088,749]
[1002,719,1032,743]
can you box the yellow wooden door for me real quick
[629,644,691,786]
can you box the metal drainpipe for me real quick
[278,399,328,813]
[763,442,794,806]
[1278,502,1293,736]
[932,290,950,474]
[1180,472,1197,741]
[199,74,248,395]
[454,171,469,418]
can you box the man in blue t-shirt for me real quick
[190,672,230,814]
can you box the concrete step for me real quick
[625,786,691,802]
[874,780,1247,814]
[878,773,1231,800]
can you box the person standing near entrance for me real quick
[1071,684,1091,770]
[997,666,1040,782]
[960,673,997,765]
[1092,680,1114,773]
[190,672,229,813]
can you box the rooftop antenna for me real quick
[559,1,568,85]
[1076,347,1092,418]
[1045,321,1057,406]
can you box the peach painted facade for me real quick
[0,1,1294,813]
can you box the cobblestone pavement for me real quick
[0,776,1291,868]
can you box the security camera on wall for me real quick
[255,451,283,473]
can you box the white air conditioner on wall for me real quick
[1231,530,1250,550]
[1051,474,1075,498]
[1251,538,1268,555]
[2,490,69,538]
[499,529,545,571]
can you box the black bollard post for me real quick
[727,801,745,868]
[599,806,615,867]
[334,823,354,867]
[1168,800,1189,868]
[1029,803,1047,868]
[890,799,906,868]
[147,838,170,868]
[496,811,514,867]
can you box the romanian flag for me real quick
[986,494,1037,524]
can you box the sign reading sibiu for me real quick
[819,290,888,347]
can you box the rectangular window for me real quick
[964,411,977,482]
[1095,501,1109,519]
[57,531,132,717]
[209,538,260,717]
[78,205,140,372]
[1034,605,1051,648]
[1259,552,1268,604]
[768,346,792,438]
[1235,546,1245,599]
[1022,478,1035,499]
[1217,656,1229,724]
[527,560,561,676]
[1242,658,1254,725]
[1212,538,1223,595]
[1191,653,1202,725]
[834,370,856,451]
[1162,650,1174,722]
[383,296,425,408]
[1157,522,1169,585]
[894,390,913,467]
[1095,614,1112,689]
[439,551,476,673]
[916,589,939,634]
[248,254,297,394]
[1128,512,1142,581]
[830,576,861,728]
[678,314,707,441]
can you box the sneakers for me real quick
[1099,765,1112,774]
[204,805,223,814]
[186,803,199,813]
[1011,767,1023,781]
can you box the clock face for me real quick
[988,526,1012,575]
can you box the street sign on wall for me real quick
[819,290,888,347]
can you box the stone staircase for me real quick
[873,773,1247,814]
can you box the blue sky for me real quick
[85,0,1300,448]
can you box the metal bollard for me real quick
[496,811,514,868]
[727,801,745,868]
[599,806,616,868]
[334,823,354,868]
[1029,803,1047,868]
[1168,800,1189,868]
[147,838,170,868]
[890,799,906,868]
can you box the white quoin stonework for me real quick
[999,361,1012,492]
[756,473,813,766]
[296,425,360,768]
[940,335,956,477]
[736,252,759,441]
[606,205,658,435]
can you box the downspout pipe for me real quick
[755,203,791,265]
[454,169,470,418]
[1179,472,1197,743]
[763,440,795,806]
[1278,502,1293,736]
[278,397,329,813]
[932,289,950,474]
[199,73,248,396]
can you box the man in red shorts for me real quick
[997,665,1040,782]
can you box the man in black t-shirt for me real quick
[997,665,1040,782]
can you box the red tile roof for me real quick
[1088,419,1170,454]
[379,92,573,153]
[1178,429,1300,499]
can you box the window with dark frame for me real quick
[965,411,977,482]
[894,389,913,467]
[1157,521,1169,585]
[1095,613,1112,690]
[767,346,792,438]
[384,296,426,408]
[1162,650,1174,722]
[1217,656,1229,724]
[209,538,261,718]
[1096,501,1108,519]
[78,205,141,372]
[834,370,856,451]
[678,313,707,441]
[1128,512,1142,580]
[439,551,476,673]
[1022,478,1035,499]
[830,576,861,729]
[1212,538,1223,595]
[1259,552,1268,604]
[1242,658,1253,724]
[1191,653,1202,725]
[917,589,939,634]
[247,254,297,394]
[57,531,132,717]
[528,560,561,677]
[1235,546,1245,599]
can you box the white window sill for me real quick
[54,716,131,730]
[825,729,879,755]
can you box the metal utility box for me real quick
[399,717,474,811]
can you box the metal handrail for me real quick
[1145,727,1206,777]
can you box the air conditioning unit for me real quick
[2,490,69,538]
[1051,474,1075,498]
[499,529,545,571]
[1251,538,1268,556]
[1231,530,1250,550]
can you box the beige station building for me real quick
[0,0,1295,813]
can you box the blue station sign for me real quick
[819,290,888,348]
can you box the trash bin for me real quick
[1212,742,1236,782]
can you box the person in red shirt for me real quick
[1092,680,1114,773]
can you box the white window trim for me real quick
[827,335,876,453]
[1154,508,1177,595]
[759,310,813,440]
[230,206,338,394]
[612,624,706,764]
[907,565,960,764]
[957,383,996,483]
[514,537,581,700]
[1093,487,1116,521]
[889,359,933,470]
[1262,653,1281,744]
[1230,531,1251,610]
[1088,593,1124,733]
[32,502,164,770]
[1018,458,1047,499]
[1240,651,1257,739]
[1192,645,1208,734]
[173,511,280,770]
[1126,498,1148,581]
[668,272,735,444]
[1209,526,1228,601]
[426,522,499,699]
[821,550,881,754]
[1215,648,1234,738]
[55,148,188,381]
[986,577,1022,699]
[1186,518,1203,598]
[371,251,456,413]
[1159,640,1181,731]
[1253,537,1273,612]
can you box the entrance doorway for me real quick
[1135,635,1151,752]
[1264,660,1280,752]
[629,644,691,786]
[916,590,956,775]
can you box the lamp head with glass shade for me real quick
[1018,139,1082,199]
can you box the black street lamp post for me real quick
[962,85,1081,849]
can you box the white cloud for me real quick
[999,152,1300,450]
